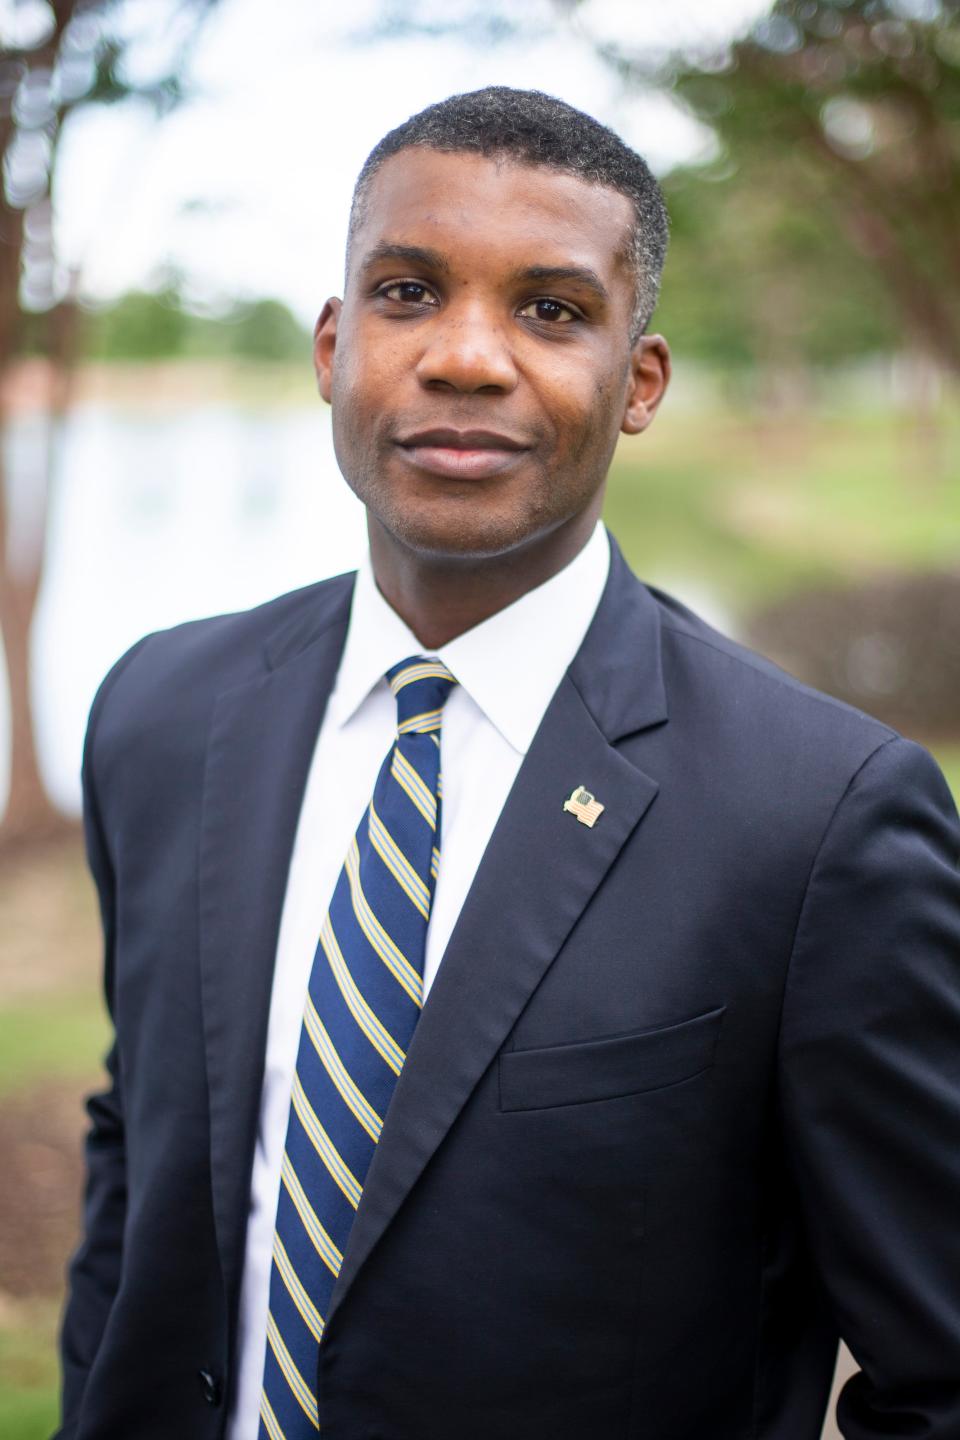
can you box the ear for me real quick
[313,297,343,404]
[621,334,671,435]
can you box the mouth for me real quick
[395,427,530,480]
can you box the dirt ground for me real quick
[0,831,100,1003]
[0,834,97,1305]
[0,830,101,1310]
[0,1082,85,1301]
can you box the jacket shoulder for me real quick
[85,572,355,774]
[650,583,898,772]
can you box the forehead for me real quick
[351,148,635,283]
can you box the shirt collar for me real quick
[330,521,611,756]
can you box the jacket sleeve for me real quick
[778,736,960,1438]
[56,640,149,1438]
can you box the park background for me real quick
[1,0,958,1435]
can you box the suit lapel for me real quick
[327,540,667,1327]
[199,585,351,1328]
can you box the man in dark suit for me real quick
[58,87,960,1440]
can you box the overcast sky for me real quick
[35,0,776,323]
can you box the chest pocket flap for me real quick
[498,1006,725,1112]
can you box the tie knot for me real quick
[388,655,457,734]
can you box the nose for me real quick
[415,301,518,394]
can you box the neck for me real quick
[368,513,600,650]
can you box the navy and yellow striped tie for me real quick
[259,655,457,1439]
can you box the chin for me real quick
[378,502,550,564]
[354,477,541,559]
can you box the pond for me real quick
[4,403,367,812]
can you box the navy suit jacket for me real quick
[59,537,960,1439]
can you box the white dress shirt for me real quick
[227,522,611,1437]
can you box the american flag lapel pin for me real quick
[563,785,605,828]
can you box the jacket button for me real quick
[198,1368,222,1406]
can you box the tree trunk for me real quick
[0,429,64,845]
[0,532,63,844]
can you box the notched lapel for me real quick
[199,600,349,1330]
[327,671,660,1328]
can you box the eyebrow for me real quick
[509,264,610,304]
[358,243,450,275]
[358,246,610,304]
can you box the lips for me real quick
[395,427,529,480]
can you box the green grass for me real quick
[0,995,108,1099]
[0,1388,58,1440]
[0,1302,60,1440]
[929,745,960,804]
[604,406,960,617]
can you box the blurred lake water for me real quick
[4,404,368,814]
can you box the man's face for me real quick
[315,148,668,563]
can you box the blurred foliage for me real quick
[654,159,901,371]
[593,0,960,374]
[79,287,190,360]
[1,0,219,330]
[226,299,314,362]
[59,289,313,362]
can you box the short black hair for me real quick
[348,86,669,341]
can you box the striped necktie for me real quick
[259,655,457,1440]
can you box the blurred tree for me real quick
[79,287,310,361]
[580,0,960,377]
[84,284,190,360]
[656,156,901,388]
[0,0,217,847]
[224,298,311,363]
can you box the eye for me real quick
[379,280,438,306]
[518,297,578,324]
